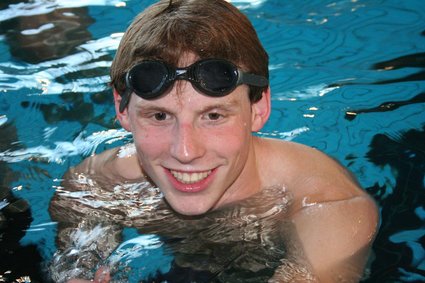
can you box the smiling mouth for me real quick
[170,170,212,184]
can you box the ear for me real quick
[113,88,132,132]
[251,87,271,132]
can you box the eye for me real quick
[207,112,222,120]
[154,112,168,121]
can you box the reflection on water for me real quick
[345,91,425,120]
[0,6,93,63]
[331,47,425,119]
[0,121,44,281]
[0,2,122,281]
[362,126,425,282]
[0,0,423,282]
[372,51,425,70]
[0,129,130,164]
[49,177,314,282]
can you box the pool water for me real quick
[0,0,424,282]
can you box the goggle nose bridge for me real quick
[173,66,196,83]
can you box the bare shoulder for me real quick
[291,195,378,282]
[255,136,378,228]
[51,145,144,221]
[256,137,368,205]
[64,144,143,187]
[256,137,379,281]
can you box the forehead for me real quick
[176,52,199,67]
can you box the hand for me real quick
[67,266,111,283]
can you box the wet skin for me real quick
[116,61,267,216]
[53,54,379,282]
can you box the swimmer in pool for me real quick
[49,0,379,282]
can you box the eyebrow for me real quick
[135,98,242,114]
[135,103,172,114]
[196,100,241,114]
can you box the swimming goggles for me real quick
[119,58,269,112]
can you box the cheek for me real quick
[132,126,170,160]
[206,121,251,155]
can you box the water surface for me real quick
[0,0,424,282]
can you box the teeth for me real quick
[170,170,212,184]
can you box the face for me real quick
[116,54,270,215]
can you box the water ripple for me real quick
[0,35,121,95]
[0,0,126,21]
[0,129,130,163]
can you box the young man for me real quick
[49,0,378,282]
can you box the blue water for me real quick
[0,0,424,282]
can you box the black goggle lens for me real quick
[126,59,244,100]
[127,61,170,99]
[195,60,238,95]
[120,58,269,112]
[121,58,268,114]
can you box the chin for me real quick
[176,206,211,216]
[167,200,213,217]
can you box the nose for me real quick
[170,122,206,164]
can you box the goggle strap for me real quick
[119,61,269,111]
[238,71,269,87]
[119,88,132,113]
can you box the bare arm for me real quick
[49,165,123,282]
[259,140,379,282]
[48,146,164,282]
[290,195,378,282]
